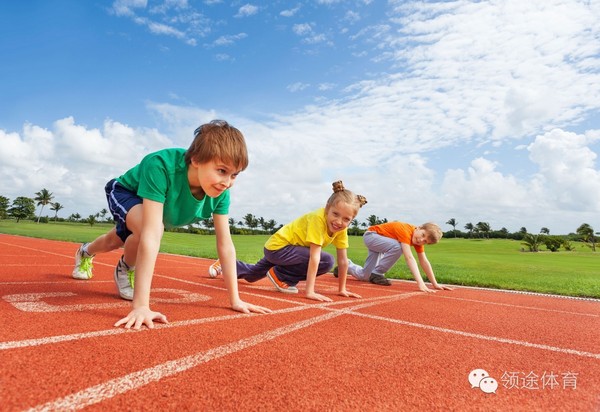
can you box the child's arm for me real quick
[114,199,168,329]
[400,242,435,293]
[305,243,332,302]
[417,252,453,291]
[213,214,272,314]
[335,248,361,298]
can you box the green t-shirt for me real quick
[116,148,230,228]
[265,208,349,251]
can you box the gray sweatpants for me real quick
[347,231,403,280]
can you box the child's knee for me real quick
[390,243,403,254]
[320,253,334,271]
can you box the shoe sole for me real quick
[208,266,220,278]
[369,276,392,286]
[266,270,298,294]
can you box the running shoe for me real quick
[208,260,222,278]
[114,256,135,300]
[369,273,392,286]
[266,268,298,294]
[72,243,94,279]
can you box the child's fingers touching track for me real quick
[339,290,362,299]
[247,303,273,314]
[306,292,333,302]
[232,301,272,314]
[114,308,168,330]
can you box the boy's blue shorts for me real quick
[105,179,143,242]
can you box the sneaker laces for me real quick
[79,256,93,272]
[126,267,135,288]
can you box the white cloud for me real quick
[281,6,300,18]
[318,83,335,91]
[212,33,247,47]
[111,0,147,17]
[292,23,312,36]
[303,33,328,45]
[344,10,360,24]
[4,0,600,235]
[528,129,600,209]
[112,0,205,45]
[235,4,258,18]
[1,118,171,219]
[287,82,310,93]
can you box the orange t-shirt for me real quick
[367,221,425,253]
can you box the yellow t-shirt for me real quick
[265,208,349,251]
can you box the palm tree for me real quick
[464,222,474,238]
[265,219,277,234]
[366,215,386,226]
[50,202,64,222]
[476,221,491,238]
[576,223,596,251]
[446,218,458,237]
[243,213,258,234]
[202,218,214,231]
[522,233,541,252]
[34,188,54,223]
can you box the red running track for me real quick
[0,233,599,411]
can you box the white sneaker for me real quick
[72,243,94,279]
[208,260,222,278]
[114,257,134,300]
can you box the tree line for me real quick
[0,190,597,252]
[444,218,597,252]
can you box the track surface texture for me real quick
[1,234,599,411]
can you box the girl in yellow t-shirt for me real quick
[210,181,367,302]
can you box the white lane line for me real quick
[390,279,600,302]
[26,311,344,412]
[0,294,409,350]
[351,311,600,360]
[433,295,600,318]
[22,290,600,411]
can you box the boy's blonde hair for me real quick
[420,222,443,244]
[185,120,249,171]
[325,181,368,216]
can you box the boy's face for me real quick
[412,228,432,246]
[189,159,240,198]
[325,201,355,236]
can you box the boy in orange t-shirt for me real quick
[341,221,452,292]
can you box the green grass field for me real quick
[1,220,598,299]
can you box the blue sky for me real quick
[1,0,600,235]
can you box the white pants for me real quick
[348,231,403,281]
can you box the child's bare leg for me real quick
[86,228,124,255]
[123,204,143,266]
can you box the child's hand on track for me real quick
[306,292,333,302]
[419,285,436,293]
[339,290,361,299]
[114,306,168,330]
[436,285,454,291]
[231,300,272,314]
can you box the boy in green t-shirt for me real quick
[72,120,271,329]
